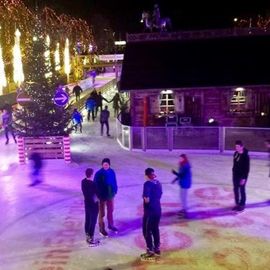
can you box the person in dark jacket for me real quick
[232,140,250,211]
[81,168,100,247]
[171,154,192,218]
[100,105,110,136]
[140,168,163,261]
[94,158,118,237]
[72,83,83,101]
[29,152,43,187]
[95,92,109,117]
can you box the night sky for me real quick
[25,1,270,36]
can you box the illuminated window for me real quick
[230,87,246,112]
[160,90,175,113]
[231,87,246,104]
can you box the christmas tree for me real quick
[14,14,71,137]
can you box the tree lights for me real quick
[13,29,24,86]
[64,38,70,83]
[54,42,60,71]
[0,46,7,95]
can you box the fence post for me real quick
[142,127,147,151]
[219,127,225,153]
[63,136,71,163]
[129,126,133,151]
[168,127,173,151]
[17,136,25,164]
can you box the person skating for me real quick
[72,83,83,101]
[85,94,96,122]
[81,168,100,247]
[1,109,17,145]
[232,140,250,212]
[100,105,110,136]
[171,154,192,218]
[72,108,83,133]
[140,168,163,261]
[94,158,118,237]
[95,92,109,117]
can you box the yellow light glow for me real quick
[13,29,24,86]
[64,38,70,75]
[55,42,60,71]
[0,46,7,95]
[44,35,52,78]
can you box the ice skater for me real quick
[1,109,17,145]
[72,108,83,133]
[81,168,100,247]
[100,105,110,136]
[29,152,43,187]
[94,158,118,237]
[171,154,192,218]
[232,140,250,212]
[140,168,162,261]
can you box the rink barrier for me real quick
[116,120,270,153]
[17,136,26,164]
[17,136,71,164]
[63,136,71,163]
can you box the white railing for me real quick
[116,120,270,153]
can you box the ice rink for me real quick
[1,75,270,270]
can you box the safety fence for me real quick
[116,120,270,153]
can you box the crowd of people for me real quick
[71,88,123,137]
[80,139,269,262]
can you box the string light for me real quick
[54,42,60,71]
[0,45,7,95]
[44,35,52,78]
[64,38,70,82]
[13,29,24,86]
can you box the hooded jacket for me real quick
[232,148,250,179]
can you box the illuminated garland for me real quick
[54,42,61,71]
[64,38,70,81]
[0,45,7,95]
[0,0,94,86]
[13,29,24,85]
[44,35,52,78]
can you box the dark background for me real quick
[24,0,270,36]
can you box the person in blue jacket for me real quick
[85,93,96,121]
[172,154,192,218]
[94,158,118,237]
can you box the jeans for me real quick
[98,199,114,231]
[142,214,161,252]
[4,126,16,142]
[181,188,188,210]
[87,109,95,121]
[84,203,99,238]
[100,121,109,136]
[233,176,247,206]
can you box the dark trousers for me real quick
[74,122,82,133]
[84,203,99,238]
[142,214,161,252]
[233,176,247,206]
[100,121,109,136]
[98,199,114,231]
[87,109,95,121]
[5,126,16,142]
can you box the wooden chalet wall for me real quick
[130,86,270,127]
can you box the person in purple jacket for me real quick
[172,154,192,218]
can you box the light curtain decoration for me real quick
[13,29,24,85]
[0,45,7,95]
